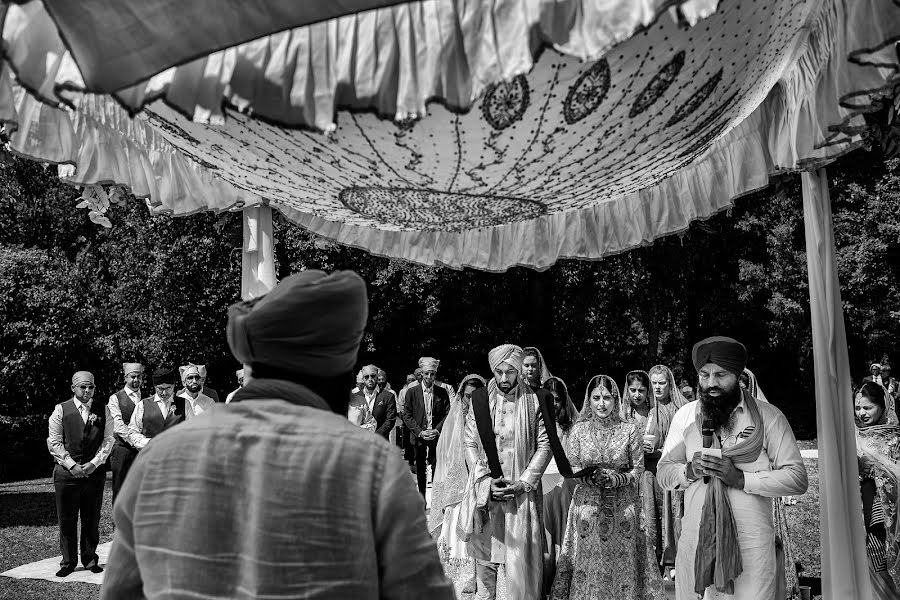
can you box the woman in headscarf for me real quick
[740,368,770,403]
[854,381,900,598]
[644,364,690,575]
[541,376,580,593]
[523,346,553,390]
[551,375,663,600]
[620,370,652,432]
[430,374,486,593]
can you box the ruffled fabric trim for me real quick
[3,0,719,132]
[0,0,898,272]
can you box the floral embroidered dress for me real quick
[551,413,660,600]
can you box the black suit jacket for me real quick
[350,389,397,439]
[402,384,450,443]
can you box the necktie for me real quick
[80,404,88,423]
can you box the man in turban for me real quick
[402,356,452,496]
[125,367,185,449]
[47,371,114,577]
[103,270,453,600]
[225,368,244,404]
[177,364,216,418]
[657,336,807,600]
[459,344,552,600]
[108,363,144,503]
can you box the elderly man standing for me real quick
[352,365,397,439]
[177,364,217,418]
[102,270,453,600]
[403,357,451,497]
[47,371,114,577]
[460,344,552,600]
[658,336,808,600]
[108,363,144,504]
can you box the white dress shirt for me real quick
[108,387,142,442]
[127,394,174,449]
[363,387,378,413]
[657,397,808,600]
[178,389,216,419]
[47,398,115,470]
[422,385,434,429]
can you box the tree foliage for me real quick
[0,150,898,457]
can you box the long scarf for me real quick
[459,379,539,540]
[693,388,765,594]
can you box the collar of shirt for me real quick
[73,398,91,411]
[124,387,141,400]
[364,387,378,402]
[154,394,173,406]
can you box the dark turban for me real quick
[692,336,748,376]
[227,270,368,378]
[152,368,177,386]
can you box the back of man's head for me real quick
[227,270,368,412]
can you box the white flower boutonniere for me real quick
[87,413,98,426]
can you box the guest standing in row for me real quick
[108,363,143,503]
[47,371,114,577]
[403,357,450,497]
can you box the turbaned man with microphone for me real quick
[657,336,807,600]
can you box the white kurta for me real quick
[657,398,808,600]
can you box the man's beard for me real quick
[497,378,517,394]
[699,380,742,431]
[187,383,202,393]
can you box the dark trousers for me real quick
[53,464,105,569]
[109,442,137,505]
[402,425,415,462]
[414,439,438,497]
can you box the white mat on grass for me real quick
[1,541,110,585]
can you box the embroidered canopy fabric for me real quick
[0,0,898,271]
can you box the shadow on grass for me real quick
[0,492,57,528]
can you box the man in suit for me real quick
[351,365,397,439]
[108,362,144,504]
[178,363,221,402]
[47,371,114,577]
[126,368,186,450]
[402,357,451,496]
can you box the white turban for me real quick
[418,357,440,372]
[489,344,525,373]
[236,368,244,379]
[180,364,201,382]
[72,371,94,386]
[122,363,143,375]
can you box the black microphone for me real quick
[701,415,714,484]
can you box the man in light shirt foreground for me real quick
[657,336,808,600]
[102,269,454,599]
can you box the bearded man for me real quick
[657,336,808,600]
[460,344,552,600]
[108,363,144,503]
[351,365,397,439]
[177,364,217,418]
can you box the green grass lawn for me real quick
[0,475,114,600]
[0,448,825,599]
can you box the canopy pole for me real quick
[241,205,276,300]
[801,168,871,600]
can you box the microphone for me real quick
[701,415,714,484]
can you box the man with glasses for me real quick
[108,363,144,503]
[402,357,451,496]
[177,364,216,418]
[351,365,397,440]
[47,371,114,577]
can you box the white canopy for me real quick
[1,2,898,597]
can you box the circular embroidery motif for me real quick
[629,51,686,118]
[481,75,531,131]
[340,186,546,231]
[563,59,611,124]
[666,68,723,128]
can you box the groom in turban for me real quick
[460,344,552,600]
[402,356,451,496]
[103,270,453,600]
[658,336,807,600]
